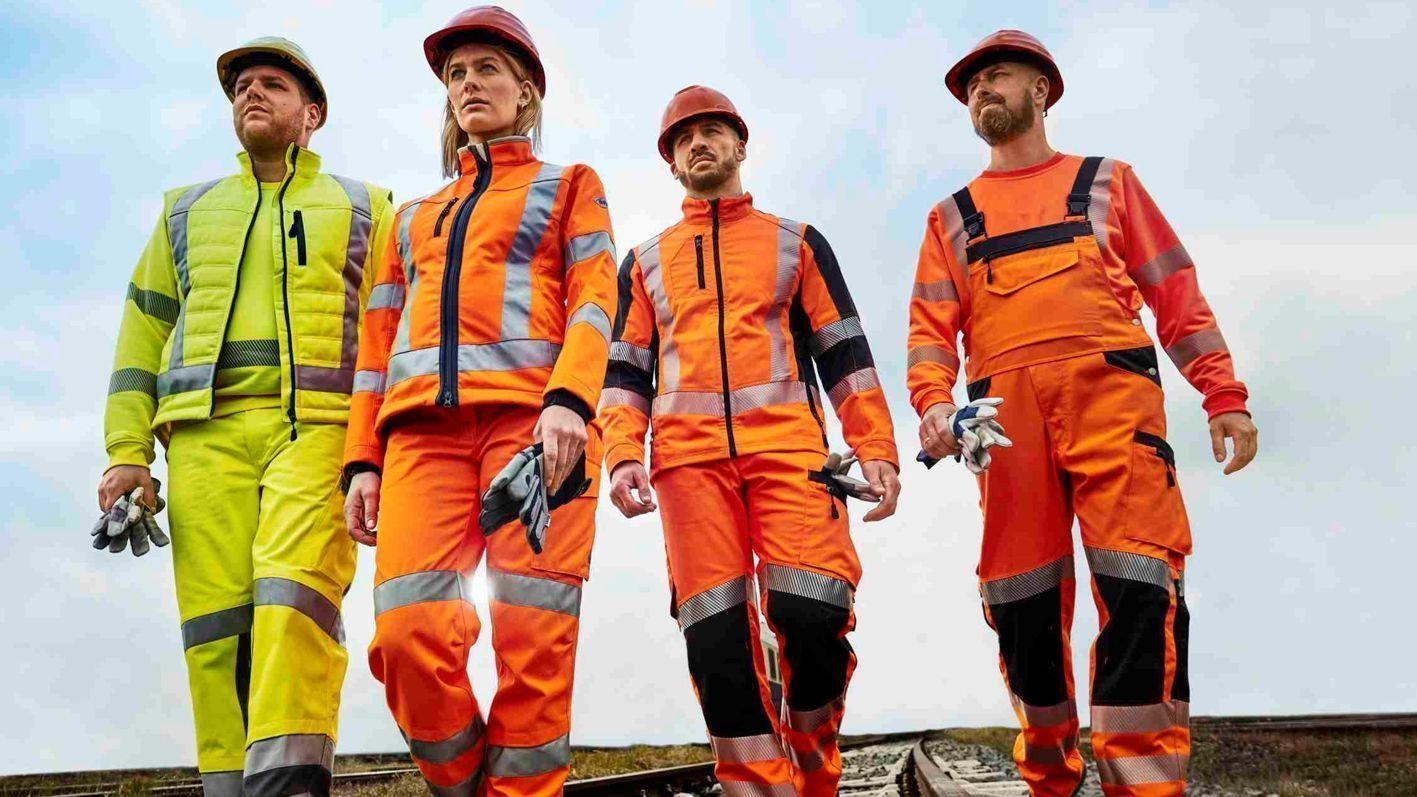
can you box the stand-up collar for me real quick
[458,135,537,174]
[681,192,754,225]
[236,143,321,184]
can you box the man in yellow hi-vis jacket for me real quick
[95,37,393,797]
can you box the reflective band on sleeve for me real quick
[1091,701,1189,735]
[408,715,485,765]
[719,781,797,797]
[387,340,562,387]
[709,733,787,764]
[200,771,243,797]
[937,198,969,275]
[157,363,215,398]
[1095,752,1189,786]
[1016,698,1075,728]
[808,316,864,358]
[636,237,679,392]
[485,734,571,778]
[564,231,616,267]
[1086,158,1117,254]
[168,179,222,297]
[767,218,802,382]
[488,570,581,617]
[373,570,473,616]
[764,564,852,609]
[295,364,355,394]
[912,279,960,303]
[427,770,480,797]
[1131,243,1194,288]
[907,345,960,370]
[254,577,344,644]
[352,369,387,395]
[610,341,655,372]
[182,603,254,649]
[786,696,844,733]
[1085,547,1173,591]
[826,366,882,409]
[126,282,180,325]
[1166,328,1228,370]
[599,387,650,414]
[566,302,612,343]
[980,555,1074,605]
[109,367,157,397]
[332,176,373,375]
[367,283,406,311]
[677,576,750,631]
[244,733,335,776]
[501,165,565,340]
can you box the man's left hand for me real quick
[1209,411,1257,475]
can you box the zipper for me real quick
[209,179,266,419]
[436,149,493,406]
[288,210,307,266]
[694,235,705,289]
[709,199,737,457]
[276,148,301,440]
[433,197,457,237]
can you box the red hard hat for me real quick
[424,6,546,97]
[657,85,749,164]
[945,30,1064,109]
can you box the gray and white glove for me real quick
[91,480,170,556]
[810,450,881,503]
[951,398,1013,475]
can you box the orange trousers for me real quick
[368,404,599,797]
[972,349,1191,797]
[655,449,861,797]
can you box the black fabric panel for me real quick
[965,220,1092,264]
[1173,586,1191,702]
[542,388,592,422]
[789,298,828,444]
[611,251,638,340]
[1092,573,1170,705]
[803,225,858,320]
[952,188,984,239]
[814,337,875,393]
[966,377,992,402]
[1104,346,1162,386]
[235,632,252,731]
[603,360,655,398]
[1067,157,1105,216]
[243,764,332,797]
[765,590,853,710]
[988,585,1069,707]
[683,604,775,737]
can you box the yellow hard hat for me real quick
[217,37,328,128]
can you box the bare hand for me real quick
[1209,412,1257,475]
[608,462,657,518]
[918,402,961,461]
[344,472,381,546]
[98,465,155,512]
[535,406,588,493]
[860,460,901,522]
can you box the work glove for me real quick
[479,445,591,554]
[951,398,1013,474]
[808,450,882,503]
[91,480,170,557]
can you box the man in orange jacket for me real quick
[602,86,900,796]
[908,31,1258,797]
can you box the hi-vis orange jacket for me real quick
[344,136,616,470]
[601,194,898,475]
[907,153,1248,420]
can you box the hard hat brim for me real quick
[217,43,328,128]
[945,45,1064,109]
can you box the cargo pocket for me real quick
[1104,346,1162,387]
[529,428,602,581]
[1124,431,1192,555]
[966,246,1101,356]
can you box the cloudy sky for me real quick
[2,0,1415,776]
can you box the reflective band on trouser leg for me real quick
[242,733,335,797]
[200,771,242,797]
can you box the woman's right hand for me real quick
[344,472,382,547]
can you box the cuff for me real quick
[106,443,153,471]
[912,388,956,419]
[1202,388,1250,420]
[343,443,385,472]
[340,461,381,495]
[604,442,645,474]
[853,440,900,469]
[543,388,594,422]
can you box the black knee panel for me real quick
[765,590,852,710]
[244,765,332,797]
[988,586,1069,707]
[684,604,775,737]
[1092,574,1171,704]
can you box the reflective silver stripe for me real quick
[1017,698,1075,728]
[392,203,421,356]
[168,179,222,297]
[109,368,157,397]
[127,282,180,324]
[793,746,825,772]
[912,279,959,302]
[427,770,480,797]
[764,564,852,609]
[367,283,406,311]
[565,230,615,266]
[566,302,611,343]
[1132,243,1193,288]
[980,556,1074,605]
[408,716,485,765]
[157,363,215,397]
[373,570,473,616]
[826,366,881,409]
[767,218,802,381]
[710,733,786,764]
[1092,701,1189,735]
[599,387,650,414]
[610,341,654,372]
[485,734,571,778]
[636,238,679,392]
[1087,158,1117,254]
[501,164,565,339]
[295,365,354,394]
[808,316,864,358]
[787,696,843,733]
[245,733,335,776]
[182,604,253,649]
[1166,328,1228,370]
[488,570,581,617]
[653,390,723,416]
[719,781,797,797]
[332,176,373,376]
[907,345,960,369]
[938,198,969,274]
[1096,753,1189,786]
[254,577,343,644]
[200,771,243,797]
[353,369,387,395]
[678,576,750,631]
[1085,547,1173,590]
[387,340,561,386]
[652,381,810,418]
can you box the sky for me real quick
[1,0,1415,777]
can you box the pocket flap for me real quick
[981,247,1081,296]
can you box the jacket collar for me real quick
[236,143,321,185]
[681,192,754,225]
[458,135,537,174]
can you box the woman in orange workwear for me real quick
[340,7,616,796]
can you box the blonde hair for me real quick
[439,40,543,177]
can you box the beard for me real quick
[235,108,306,157]
[972,95,1036,145]
[679,156,737,192]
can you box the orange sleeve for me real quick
[343,201,410,471]
[799,225,898,467]
[545,165,616,419]
[1117,165,1249,419]
[906,202,966,417]
[600,251,656,473]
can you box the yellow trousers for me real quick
[167,409,355,797]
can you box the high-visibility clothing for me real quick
[167,409,355,797]
[368,403,599,797]
[343,136,617,472]
[213,182,283,408]
[656,450,860,797]
[600,193,899,475]
[104,145,394,469]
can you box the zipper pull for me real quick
[289,210,307,266]
[986,260,993,284]
[434,198,458,237]
[287,413,298,441]
[694,236,705,289]
[829,496,840,519]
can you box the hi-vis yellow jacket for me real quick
[104,145,393,468]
